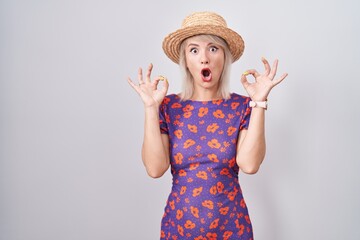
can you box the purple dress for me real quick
[159,93,253,240]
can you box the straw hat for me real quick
[162,11,245,64]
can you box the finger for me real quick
[240,73,251,89]
[243,69,260,79]
[268,59,279,79]
[152,76,162,90]
[261,57,271,75]
[145,63,153,83]
[161,77,169,95]
[153,75,168,90]
[127,77,141,94]
[138,67,144,83]
[272,73,288,87]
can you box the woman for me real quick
[128,12,287,240]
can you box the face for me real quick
[184,36,225,93]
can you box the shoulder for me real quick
[228,93,251,105]
[161,94,181,106]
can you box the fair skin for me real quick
[128,36,288,178]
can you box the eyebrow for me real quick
[187,42,215,48]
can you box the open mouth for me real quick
[201,68,212,82]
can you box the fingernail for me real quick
[243,71,249,76]
[159,75,167,81]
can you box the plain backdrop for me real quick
[1,0,360,239]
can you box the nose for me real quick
[201,52,209,64]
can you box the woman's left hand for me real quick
[241,57,288,101]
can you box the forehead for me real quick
[184,34,225,47]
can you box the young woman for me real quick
[128,11,287,240]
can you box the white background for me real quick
[1,0,359,239]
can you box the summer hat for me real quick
[162,11,245,64]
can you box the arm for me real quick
[142,106,170,178]
[236,108,266,174]
[236,57,288,174]
[128,63,170,178]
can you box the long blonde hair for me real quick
[178,34,233,101]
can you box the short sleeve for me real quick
[159,103,169,134]
[239,97,252,130]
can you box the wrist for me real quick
[249,100,268,110]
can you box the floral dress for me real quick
[159,93,253,240]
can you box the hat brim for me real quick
[162,25,245,64]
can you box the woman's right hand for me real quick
[127,63,169,108]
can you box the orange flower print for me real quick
[177,224,184,236]
[210,185,217,195]
[180,186,187,195]
[206,232,218,240]
[163,97,170,104]
[240,198,246,208]
[184,220,196,229]
[216,182,224,193]
[161,230,165,238]
[207,153,219,162]
[213,109,225,118]
[174,129,183,139]
[235,219,245,236]
[220,168,230,176]
[183,104,194,112]
[171,102,182,108]
[169,200,175,210]
[187,124,198,133]
[178,169,187,177]
[202,200,214,209]
[192,187,203,197]
[190,206,199,218]
[228,157,236,168]
[227,126,237,136]
[219,207,229,215]
[227,191,236,201]
[183,111,192,118]
[207,139,221,149]
[171,236,178,240]
[173,119,184,127]
[189,162,200,170]
[209,218,219,229]
[245,215,251,224]
[196,171,208,180]
[183,139,195,149]
[206,123,219,133]
[223,231,233,239]
[231,102,240,109]
[174,152,183,165]
[198,107,208,117]
[176,209,183,220]
[194,236,206,240]
[212,99,223,105]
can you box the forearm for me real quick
[142,106,170,178]
[236,108,266,174]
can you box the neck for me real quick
[191,89,221,101]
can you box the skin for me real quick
[184,38,225,101]
[128,36,288,178]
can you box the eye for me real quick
[209,46,218,52]
[190,48,198,54]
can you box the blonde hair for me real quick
[178,34,233,101]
